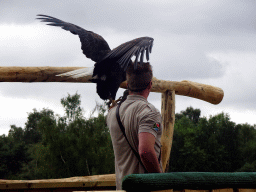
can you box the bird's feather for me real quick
[104,37,154,70]
[57,67,94,78]
[36,14,111,63]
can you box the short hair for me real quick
[126,62,153,93]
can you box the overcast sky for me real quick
[0,0,256,135]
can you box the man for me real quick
[106,62,162,190]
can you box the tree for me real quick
[4,102,256,179]
[8,125,24,143]
[0,135,10,178]
[175,106,201,124]
[169,113,207,172]
[61,92,82,122]
[196,113,241,171]
[236,123,256,171]
[23,108,54,144]
[169,107,249,172]
[0,127,29,179]
[21,93,115,179]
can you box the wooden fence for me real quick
[0,66,226,191]
[1,172,255,191]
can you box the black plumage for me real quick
[37,14,154,102]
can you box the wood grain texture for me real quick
[0,66,90,83]
[161,90,175,172]
[0,67,224,104]
[0,174,116,190]
[121,77,223,104]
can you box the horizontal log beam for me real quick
[0,66,89,83]
[2,172,255,191]
[0,66,224,104]
[0,174,116,190]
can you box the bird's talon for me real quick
[108,99,117,109]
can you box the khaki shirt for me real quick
[106,95,162,190]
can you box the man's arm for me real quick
[138,132,162,173]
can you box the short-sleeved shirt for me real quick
[106,95,162,190]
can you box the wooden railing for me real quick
[1,172,256,191]
[0,174,116,191]
[0,66,227,191]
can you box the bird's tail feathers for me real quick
[57,67,94,78]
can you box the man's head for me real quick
[126,62,153,95]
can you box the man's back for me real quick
[107,95,162,190]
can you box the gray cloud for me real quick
[0,0,256,135]
[1,0,255,35]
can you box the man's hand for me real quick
[138,132,162,173]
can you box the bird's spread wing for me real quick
[36,14,111,63]
[104,37,154,70]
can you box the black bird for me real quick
[36,15,154,106]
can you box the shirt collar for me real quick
[126,95,148,102]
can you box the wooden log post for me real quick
[161,90,175,172]
[0,67,224,105]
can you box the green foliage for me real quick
[1,98,256,179]
[61,92,82,122]
[23,108,54,144]
[175,106,201,124]
[0,92,114,179]
[169,114,207,172]
[237,161,256,172]
[8,125,24,142]
[26,93,115,179]
[0,128,29,179]
[169,107,256,172]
